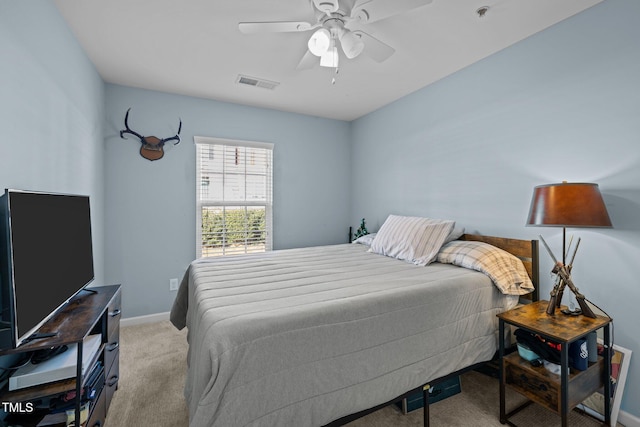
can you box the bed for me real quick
[170,216,538,427]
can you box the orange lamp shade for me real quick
[527,182,612,228]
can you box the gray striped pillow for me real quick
[369,215,455,266]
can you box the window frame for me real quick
[194,136,273,258]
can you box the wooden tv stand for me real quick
[0,285,121,427]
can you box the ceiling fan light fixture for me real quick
[320,45,339,68]
[308,28,331,56]
[313,0,339,13]
[340,30,364,59]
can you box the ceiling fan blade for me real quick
[239,21,316,34]
[351,0,432,24]
[353,31,395,62]
[296,50,318,70]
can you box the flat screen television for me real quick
[0,189,95,349]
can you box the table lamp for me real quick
[526,182,612,317]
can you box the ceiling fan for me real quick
[239,0,433,70]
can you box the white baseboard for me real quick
[120,311,170,327]
[619,409,640,427]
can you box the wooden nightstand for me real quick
[497,301,612,427]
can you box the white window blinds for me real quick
[195,136,273,257]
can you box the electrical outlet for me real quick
[169,278,179,291]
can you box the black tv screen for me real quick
[0,189,94,348]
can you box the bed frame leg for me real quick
[423,385,430,427]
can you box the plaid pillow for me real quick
[437,240,534,295]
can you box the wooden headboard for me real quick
[461,234,539,302]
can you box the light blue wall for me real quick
[104,84,351,318]
[0,0,105,382]
[350,0,640,418]
[0,1,105,283]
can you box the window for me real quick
[195,137,273,257]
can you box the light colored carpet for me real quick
[104,321,189,426]
[106,321,611,427]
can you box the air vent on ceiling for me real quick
[236,74,279,90]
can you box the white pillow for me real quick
[352,233,376,246]
[437,240,535,295]
[370,215,455,266]
[445,226,465,243]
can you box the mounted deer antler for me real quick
[119,108,182,161]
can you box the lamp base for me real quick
[560,308,582,316]
[545,293,597,318]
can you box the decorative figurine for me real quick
[353,218,369,240]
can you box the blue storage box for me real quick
[517,342,540,361]
[396,376,461,414]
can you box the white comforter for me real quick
[170,244,518,427]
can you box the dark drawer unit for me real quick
[86,389,107,427]
[503,352,604,413]
[104,288,121,414]
[0,285,122,427]
[107,291,122,342]
[104,333,120,381]
[105,356,120,411]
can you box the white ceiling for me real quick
[53,0,602,121]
